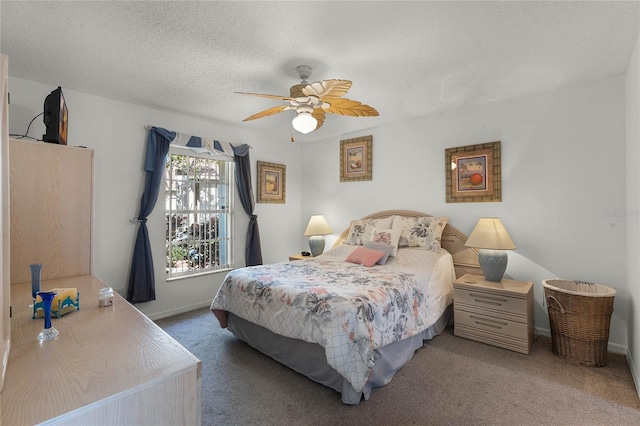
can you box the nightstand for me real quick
[453,274,534,354]
[288,254,313,261]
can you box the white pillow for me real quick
[345,216,394,245]
[370,227,402,257]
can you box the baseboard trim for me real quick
[146,300,213,321]
[626,349,640,399]
[535,327,627,354]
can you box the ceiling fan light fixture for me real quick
[292,111,317,134]
[238,65,378,132]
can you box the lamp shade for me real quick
[292,111,317,134]
[304,215,333,236]
[464,218,516,250]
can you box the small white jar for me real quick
[98,287,114,307]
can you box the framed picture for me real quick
[257,161,286,204]
[340,135,372,182]
[445,141,501,203]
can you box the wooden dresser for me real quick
[453,274,534,354]
[3,275,201,425]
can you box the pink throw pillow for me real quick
[345,247,385,267]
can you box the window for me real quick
[165,150,233,279]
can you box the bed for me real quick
[211,210,481,404]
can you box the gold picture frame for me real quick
[445,141,501,203]
[257,161,286,204]
[340,135,372,182]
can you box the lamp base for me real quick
[308,235,326,257]
[478,249,508,282]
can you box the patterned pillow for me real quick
[371,227,402,257]
[345,216,394,245]
[364,241,394,265]
[345,247,385,267]
[392,216,449,250]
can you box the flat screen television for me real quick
[43,86,68,145]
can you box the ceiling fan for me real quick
[236,65,379,135]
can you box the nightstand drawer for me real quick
[454,323,531,354]
[454,309,529,341]
[453,274,533,354]
[454,287,527,316]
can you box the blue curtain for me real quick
[126,127,261,304]
[127,127,174,303]
[234,147,263,266]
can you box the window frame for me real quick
[164,147,234,280]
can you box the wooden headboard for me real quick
[332,210,481,278]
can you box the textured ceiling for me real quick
[1,1,639,142]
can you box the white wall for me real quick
[301,75,629,350]
[626,29,640,396]
[8,77,302,319]
[7,71,634,355]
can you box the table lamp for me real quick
[464,217,516,282]
[304,215,333,257]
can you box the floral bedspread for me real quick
[211,245,454,392]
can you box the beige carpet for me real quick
[156,307,640,426]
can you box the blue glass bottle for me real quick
[36,290,59,342]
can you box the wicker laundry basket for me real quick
[543,279,616,367]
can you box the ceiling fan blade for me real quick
[235,91,294,101]
[323,97,379,117]
[303,79,352,98]
[242,105,292,122]
[312,108,326,130]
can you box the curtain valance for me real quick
[143,125,250,165]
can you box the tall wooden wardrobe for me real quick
[1,137,201,423]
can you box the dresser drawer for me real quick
[454,308,529,341]
[454,287,527,316]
